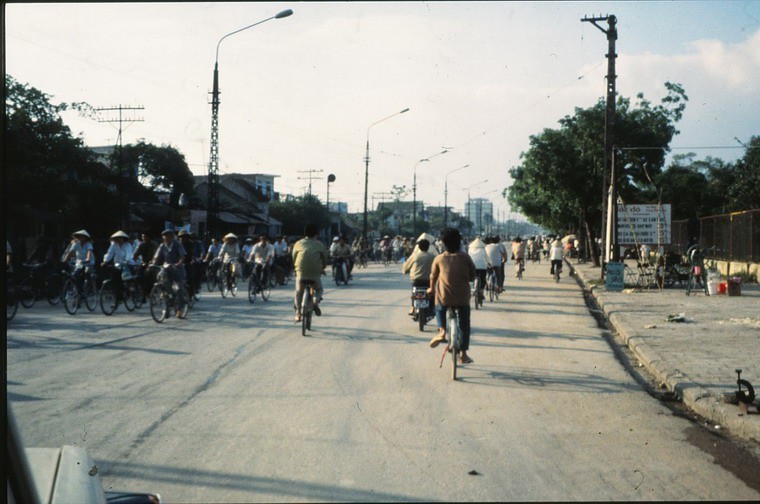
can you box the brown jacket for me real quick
[429,251,476,306]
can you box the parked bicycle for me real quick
[18,263,63,308]
[149,264,190,322]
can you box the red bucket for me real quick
[718,282,727,294]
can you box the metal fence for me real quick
[670,209,760,262]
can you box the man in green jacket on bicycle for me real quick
[292,223,329,322]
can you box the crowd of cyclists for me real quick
[7,224,578,364]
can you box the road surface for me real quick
[8,261,760,501]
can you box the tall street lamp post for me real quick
[412,149,447,235]
[443,164,469,228]
[207,8,293,237]
[326,173,335,239]
[362,108,410,241]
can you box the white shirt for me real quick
[550,245,564,261]
[250,242,275,265]
[104,241,135,265]
[468,246,489,269]
[66,240,95,267]
[485,243,504,267]
[274,240,289,257]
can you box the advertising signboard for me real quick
[605,262,625,291]
[617,204,671,245]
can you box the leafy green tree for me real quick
[728,136,760,211]
[270,194,329,236]
[117,140,194,207]
[506,82,688,261]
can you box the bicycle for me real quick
[18,263,63,308]
[486,267,499,302]
[99,264,143,315]
[220,260,237,298]
[515,258,524,280]
[7,268,18,321]
[149,264,189,323]
[553,262,562,283]
[333,258,349,286]
[298,279,317,336]
[205,259,220,292]
[438,307,464,381]
[62,265,98,314]
[247,264,271,303]
[471,276,483,310]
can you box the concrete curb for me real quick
[568,260,760,444]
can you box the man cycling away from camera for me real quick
[428,228,476,364]
[292,223,329,322]
[402,238,434,315]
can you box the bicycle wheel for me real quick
[19,277,36,308]
[418,307,426,332]
[220,275,228,298]
[301,289,310,336]
[133,282,145,309]
[186,285,195,309]
[341,263,348,285]
[7,288,18,321]
[473,279,480,310]
[63,279,79,315]
[247,277,257,304]
[488,277,494,302]
[261,279,271,302]
[99,280,118,315]
[123,283,137,312]
[206,266,216,292]
[448,312,459,381]
[149,285,167,323]
[84,275,98,311]
[229,276,237,297]
[46,274,63,305]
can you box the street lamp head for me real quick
[275,9,294,19]
[328,173,336,183]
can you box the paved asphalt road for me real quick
[7,261,760,502]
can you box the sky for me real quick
[5,1,760,220]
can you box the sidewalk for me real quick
[567,259,760,445]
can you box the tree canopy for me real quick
[506,82,689,235]
[269,194,329,236]
[117,140,195,207]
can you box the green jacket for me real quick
[292,237,328,280]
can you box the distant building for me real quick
[465,198,493,234]
[193,173,282,238]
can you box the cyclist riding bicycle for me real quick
[428,228,476,364]
[151,229,187,317]
[219,233,241,284]
[402,238,434,315]
[178,230,200,298]
[331,236,353,280]
[484,236,506,292]
[511,236,526,277]
[248,234,275,287]
[380,235,392,263]
[292,223,328,322]
[468,237,488,302]
[550,239,563,277]
[62,229,95,295]
[101,230,137,301]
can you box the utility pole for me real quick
[297,169,324,195]
[581,13,618,269]
[96,105,144,229]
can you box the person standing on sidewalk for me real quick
[428,228,476,365]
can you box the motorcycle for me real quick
[411,286,435,332]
